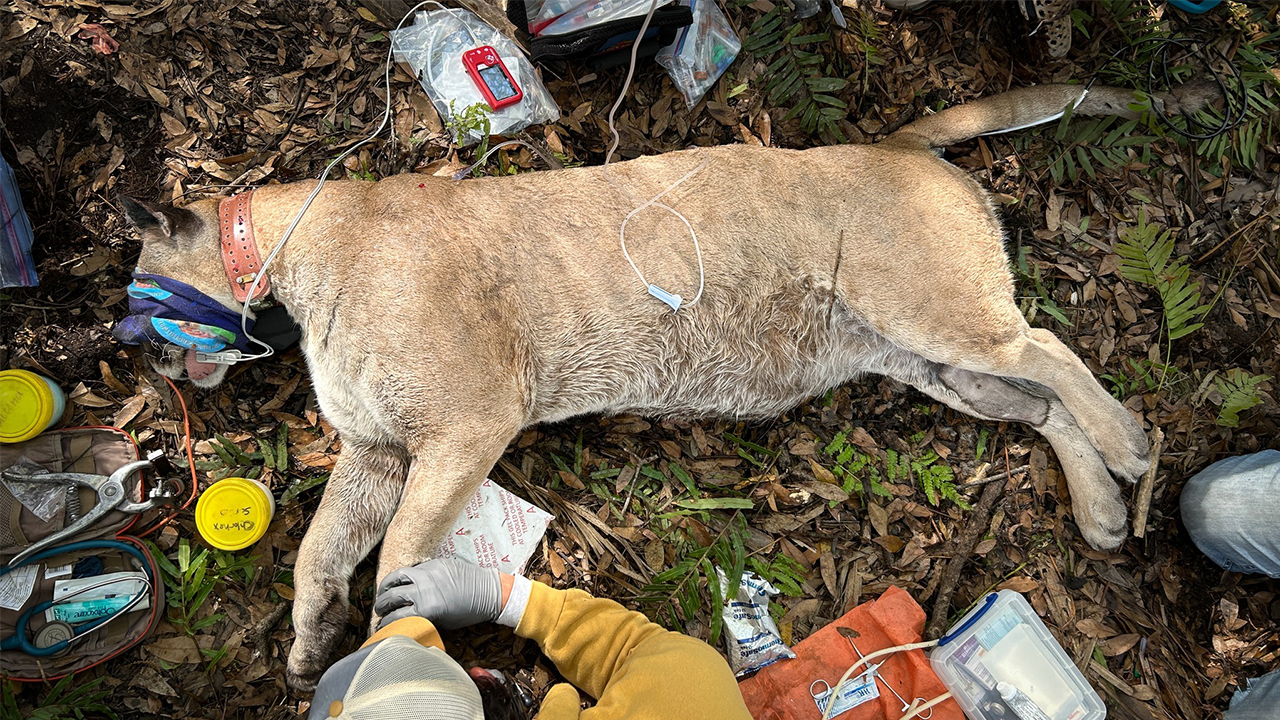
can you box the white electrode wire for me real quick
[602,0,707,309]
[820,640,940,720]
[453,139,540,179]
[234,0,456,360]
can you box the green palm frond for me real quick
[1214,369,1271,427]
[1116,210,1207,341]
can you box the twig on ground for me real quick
[957,463,1029,490]
[1132,426,1164,539]
[926,453,1019,639]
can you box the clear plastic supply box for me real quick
[931,590,1106,720]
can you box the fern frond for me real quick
[1116,211,1207,341]
[1214,370,1271,427]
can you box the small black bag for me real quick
[508,0,693,69]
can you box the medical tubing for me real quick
[898,692,953,720]
[819,640,940,720]
[136,374,199,538]
[602,0,707,309]
[236,0,444,360]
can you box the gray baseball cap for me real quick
[308,635,484,720]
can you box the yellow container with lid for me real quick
[195,477,276,551]
[1,369,67,444]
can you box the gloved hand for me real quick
[375,558,504,630]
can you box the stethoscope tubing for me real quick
[1,539,155,657]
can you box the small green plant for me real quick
[641,513,805,644]
[1116,210,1208,342]
[887,448,970,510]
[824,430,891,499]
[2,675,117,720]
[1042,108,1159,185]
[446,100,492,167]
[724,431,778,470]
[1101,357,1187,399]
[201,424,288,481]
[346,163,377,182]
[1213,369,1271,428]
[147,538,257,635]
[1014,247,1072,328]
[743,8,850,141]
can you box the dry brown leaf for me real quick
[867,502,889,537]
[1100,633,1141,657]
[848,427,878,449]
[807,458,837,485]
[69,382,114,408]
[1076,618,1118,638]
[998,576,1039,593]
[112,395,147,427]
[548,548,566,578]
[558,470,585,490]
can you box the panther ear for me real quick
[119,196,195,239]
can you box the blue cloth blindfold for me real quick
[113,273,253,353]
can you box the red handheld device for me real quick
[462,46,523,111]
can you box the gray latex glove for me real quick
[375,557,503,630]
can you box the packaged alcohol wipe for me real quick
[718,568,795,676]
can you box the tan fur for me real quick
[125,84,1173,691]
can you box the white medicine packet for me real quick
[433,478,553,575]
[0,564,38,610]
[717,567,796,676]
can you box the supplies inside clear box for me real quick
[391,8,559,145]
[655,0,741,107]
[931,590,1106,720]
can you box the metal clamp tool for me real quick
[3,450,183,567]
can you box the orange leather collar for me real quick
[218,191,271,304]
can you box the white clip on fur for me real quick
[647,284,682,312]
[194,350,247,365]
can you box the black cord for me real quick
[1086,35,1248,141]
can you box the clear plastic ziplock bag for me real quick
[391,8,559,145]
[2,457,67,523]
[655,0,741,108]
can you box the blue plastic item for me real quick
[1167,0,1222,13]
[0,151,37,288]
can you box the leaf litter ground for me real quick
[1,1,1277,718]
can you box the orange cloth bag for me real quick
[738,586,963,720]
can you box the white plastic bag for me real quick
[717,568,796,676]
[391,8,559,145]
[655,0,741,108]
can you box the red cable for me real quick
[136,375,199,538]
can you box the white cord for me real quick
[820,640,941,720]
[602,0,707,310]
[233,0,454,360]
[898,693,953,720]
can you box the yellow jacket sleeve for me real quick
[517,582,752,720]
[360,617,445,651]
